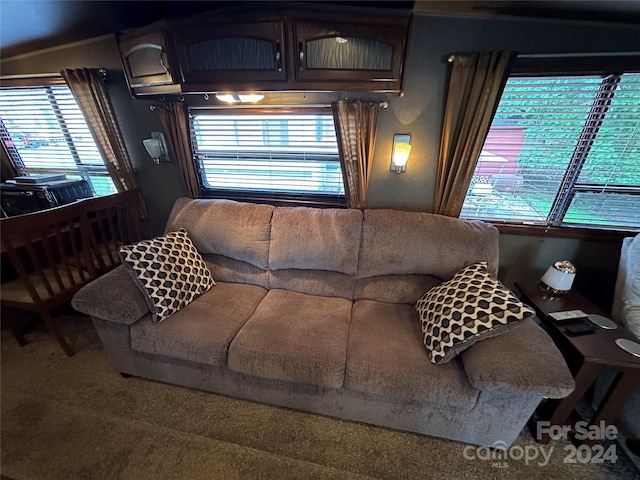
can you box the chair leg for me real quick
[40,311,74,357]
[3,309,27,347]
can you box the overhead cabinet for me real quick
[293,20,406,90]
[118,30,177,90]
[173,21,287,87]
[117,7,410,96]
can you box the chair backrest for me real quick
[1,201,93,308]
[1,190,142,309]
[80,189,142,276]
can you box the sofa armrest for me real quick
[461,318,575,399]
[71,266,149,325]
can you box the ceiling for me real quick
[413,0,640,22]
[1,0,639,59]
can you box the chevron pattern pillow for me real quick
[415,262,534,364]
[118,228,215,322]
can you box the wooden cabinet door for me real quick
[173,21,287,88]
[293,19,408,91]
[118,31,176,88]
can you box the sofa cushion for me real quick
[357,209,499,280]
[165,198,274,269]
[416,262,535,364]
[268,269,355,300]
[71,266,149,325]
[130,282,267,366]
[228,289,352,388]
[345,300,478,412]
[203,254,270,290]
[118,229,215,322]
[269,207,363,275]
[461,318,575,398]
[354,274,442,304]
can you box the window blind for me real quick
[0,85,116,196]
[461,73,640,230]
[190,111,345,196]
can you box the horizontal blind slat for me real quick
[191,111,345,196]
[461,72,640,230]
[0,84,117,196]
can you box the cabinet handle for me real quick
[298,41,304,72]
[160,48,170,75]
[275,40,282,72]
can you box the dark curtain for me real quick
[61,68,148,218]
[434,51,516,217]
[332,100,379,209]
[155,103,200,198]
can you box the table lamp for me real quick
[539,260,576,294]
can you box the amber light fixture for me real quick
[391,134,411,174]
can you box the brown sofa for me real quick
[72,198,574,447]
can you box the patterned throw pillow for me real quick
[118,228,215,322]
[415,262,534,364]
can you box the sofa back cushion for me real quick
[203,254,270,290]
[357,209,499,280]
[354,274,442,304]
[165,198,274,269]
[269,207,363,275]
[269,269,355,300]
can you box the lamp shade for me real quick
[143,138,162,163]
[391,134,411,173]
[540,260,576,294]
[393,142,412,167]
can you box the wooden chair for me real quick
[1,190,142,356]
[76,189,142,277]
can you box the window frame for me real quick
[0,76,116,196]
[189,106,347,208]
[467,55,640,240]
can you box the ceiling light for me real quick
[215,93,265,104]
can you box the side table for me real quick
[515,282,640,445]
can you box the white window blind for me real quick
[0,85,116,196]
[461,72,640,230]
[190,110,345,198]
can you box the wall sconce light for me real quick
[143,131,169,165]
[539,260,576,295]
[391,134,411,174]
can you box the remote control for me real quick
[565,323,596,336]
[549,310,588,321]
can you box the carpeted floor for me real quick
[1,315,639,480]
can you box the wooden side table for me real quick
[515,282,640,445]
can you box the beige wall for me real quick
[3,13,638,310]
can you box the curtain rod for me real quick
[0,73,61,79]
[518,52,640,58]
[0,69,107,81]
[150,99,389,109]
[447,52,640,62]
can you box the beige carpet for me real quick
[1,315,638,480]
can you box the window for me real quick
[190,108,345,206]
[461,71,640,231]
[0,85,116,196]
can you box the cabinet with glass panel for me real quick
[116,6,410,96]
[292,18,408,91]
[172,21,287,90]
